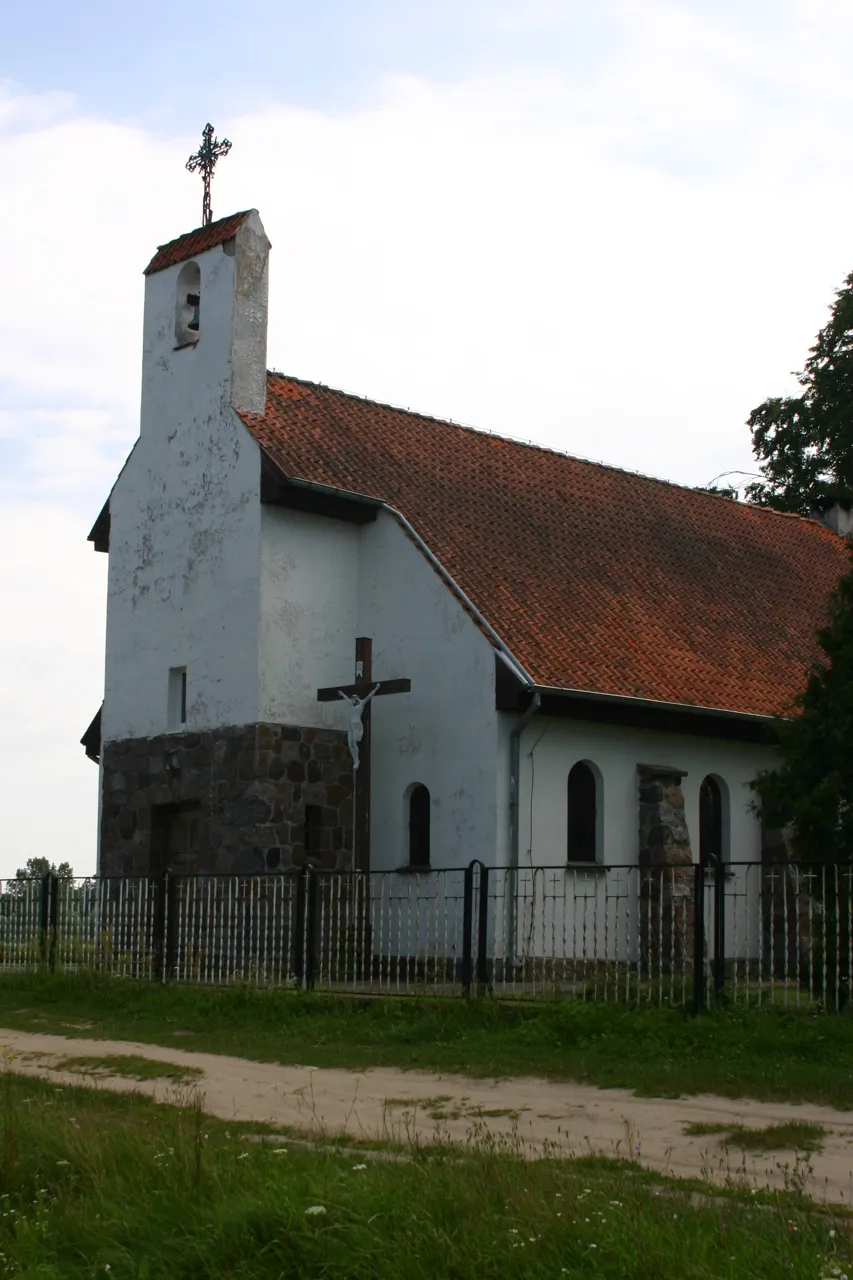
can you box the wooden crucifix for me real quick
[317,637,411,874]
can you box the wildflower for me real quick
[589,1244,597,1249]
[237,1153,249,1160]
[352,1164,367,1171]
[56,1161,70,1168]
[271,1148,288,1155]
[305,1205,326,1216]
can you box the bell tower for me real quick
[139,209,271,436]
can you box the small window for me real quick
[699,775,724,867]
[567,762,597,862]
[168,667,187,732]
[266,847,281,870]
[175,261,201,346]
[408,785,430,867]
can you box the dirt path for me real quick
[2,1026,852,1201]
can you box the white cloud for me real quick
[3,3,853,874]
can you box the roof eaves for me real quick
[534,682,775,724]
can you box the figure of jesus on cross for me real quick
[317,638,410,873]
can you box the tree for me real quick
[750,546,853,861]
[746,270,853,514]
[14,857,73,882]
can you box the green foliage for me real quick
[0,1074,844,1278]
[751,547,853,863]
[3,975,853,1108]
[13,857,73,883]
[746,268,853,514]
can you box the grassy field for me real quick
[1,972,853,1107]
[0,1071,847,1278]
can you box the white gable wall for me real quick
[258,505,500,869]
[358,513,499,871]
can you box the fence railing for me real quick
[3,859,852,1009]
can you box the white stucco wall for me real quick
[514,716,774,869]
[358,514,500,872]
[102,233,265,742]
[259,506,360,731]
[258,506,500,870]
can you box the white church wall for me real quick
[258,506,360,731]
[257,507,500,874]
[102,239,264,743]
[499,715,776,967]
[357,512,500,875]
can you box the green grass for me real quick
[2,971,853,1107]
[683,1121,827,1152]
[0,1072,847,1278]
[50,1053,203,1083]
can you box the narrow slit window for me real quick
[567,762,597,862]
[168,666,187,732]
[408,785,431,867]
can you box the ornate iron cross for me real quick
[186,123,232,227]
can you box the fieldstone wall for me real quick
[99,722,354,878]
[637,764,695,973]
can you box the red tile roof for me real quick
[241,375,851,718]
[144,211,250,276]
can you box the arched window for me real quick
[175,261,201,346]
[567,762,598,862]
[408,785,431,867]
[699,775,724,867]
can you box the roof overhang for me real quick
[81,705,102,763]
[260,452,381,524]
[88,500,110,553]
[495,658,772,743]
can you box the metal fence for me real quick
[3,859,852,1009]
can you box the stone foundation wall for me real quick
[99,722,354,878]
[637,764,695,973]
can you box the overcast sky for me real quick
[3,0,853,877]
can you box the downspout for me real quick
[506,690,541,971]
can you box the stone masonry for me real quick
[637,764,695,974]
[99,722,354,878]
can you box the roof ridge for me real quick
[263,371,829,533]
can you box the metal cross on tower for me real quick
[186,123,232,227]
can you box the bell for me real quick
[187,292,200,332]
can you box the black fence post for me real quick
[693,861,705,1013]
[294,868,307,987]
[48,875,59,972]
[477,863,490,990]
[304,870,319,992]
[39,874,59,969]
[462,861,476,997]
[154,870,178,984]
[713,860,726,993]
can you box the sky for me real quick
[3,0,853,878]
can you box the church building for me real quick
[83,207,850,885]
